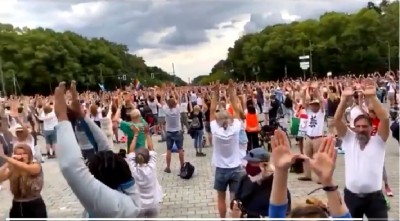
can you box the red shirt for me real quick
[371,117,380,136]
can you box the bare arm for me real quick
[0,156,41,176]
[369,96,390,141]
[0,163,10,182]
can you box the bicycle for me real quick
[258,118,291,152]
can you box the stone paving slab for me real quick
[0,131,399,219]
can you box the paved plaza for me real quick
[0,132,399,219]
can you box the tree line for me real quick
[0,24,186,95]
[194,0,399,85]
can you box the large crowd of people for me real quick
[0,71,398,219]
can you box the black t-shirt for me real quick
[204,109,210,122]
[284,97,293,108]
[327,98,340,117]
[235,174,291,217]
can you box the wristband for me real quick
[322,185,339,192]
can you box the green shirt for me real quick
[119,119,147,151]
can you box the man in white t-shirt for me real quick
[210,80,244,218]
[298,99,325,182]
[334,84,389,219]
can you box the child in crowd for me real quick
[126,124,163,218]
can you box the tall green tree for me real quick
[202,1,399,84]
[0,25,186,95]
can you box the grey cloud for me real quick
[11,0,371,51]
[242,0,368,34]
[159,28,208,46]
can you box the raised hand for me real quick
[363,79,377,97]
[212,80,220,92]
[301,136,337,184]
[270,129,299,170]
[54,82,68,121]
[70,80,84,117]
[341,87,354,97]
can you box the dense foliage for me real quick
[0,24,186,95]
[200,1,399,85]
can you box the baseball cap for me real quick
[243,147,270,162]
[310,99,320,105]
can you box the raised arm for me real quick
[364,83,390,141]
[209,81,220,121]
[334,87,353,138]
[54,82,141,218]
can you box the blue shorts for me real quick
[43,130,57,145]
[214,166,244,192]
[166,131,183,150]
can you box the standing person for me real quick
[256,87,264,113]
[162,86,184,173]
[188,104,205,157]
[0,143,47,218]
[100,103,115,152]
[203,99,212,147]
[157,95,167,143]
[126,125,162,218]
[245,102,260,152]
[334,82,389,219]
[179,93,190,133]
[298,85,325,183]
[89,104,101,128]
[211,80,243,218]
[36,105,58,159]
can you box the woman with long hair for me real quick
[188,104,205,156]
[0,143,47,218]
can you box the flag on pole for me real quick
[133,79,142,90]
[98,83,105,91]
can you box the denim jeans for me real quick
[193,129,204,149]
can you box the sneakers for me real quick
[336,147,345,154]
[196,152,206,157]
[385,186,394,197]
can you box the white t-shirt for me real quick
[180,102,188,113]
[211,119,242,168]
[306,110,325,137]
[126,151,163,209]
[148,100,158,114]
[40,111,58,131]
[196,97,203,106]
[190,93,197,102]
[342,130,385,193]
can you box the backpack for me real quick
[190,115,201,129]
[179,162,195,179]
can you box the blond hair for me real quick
[130,109,141,118]
[193,105,201,114]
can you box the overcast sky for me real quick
[0,0,374,82]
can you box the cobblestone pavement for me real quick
[0,130,399,219]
